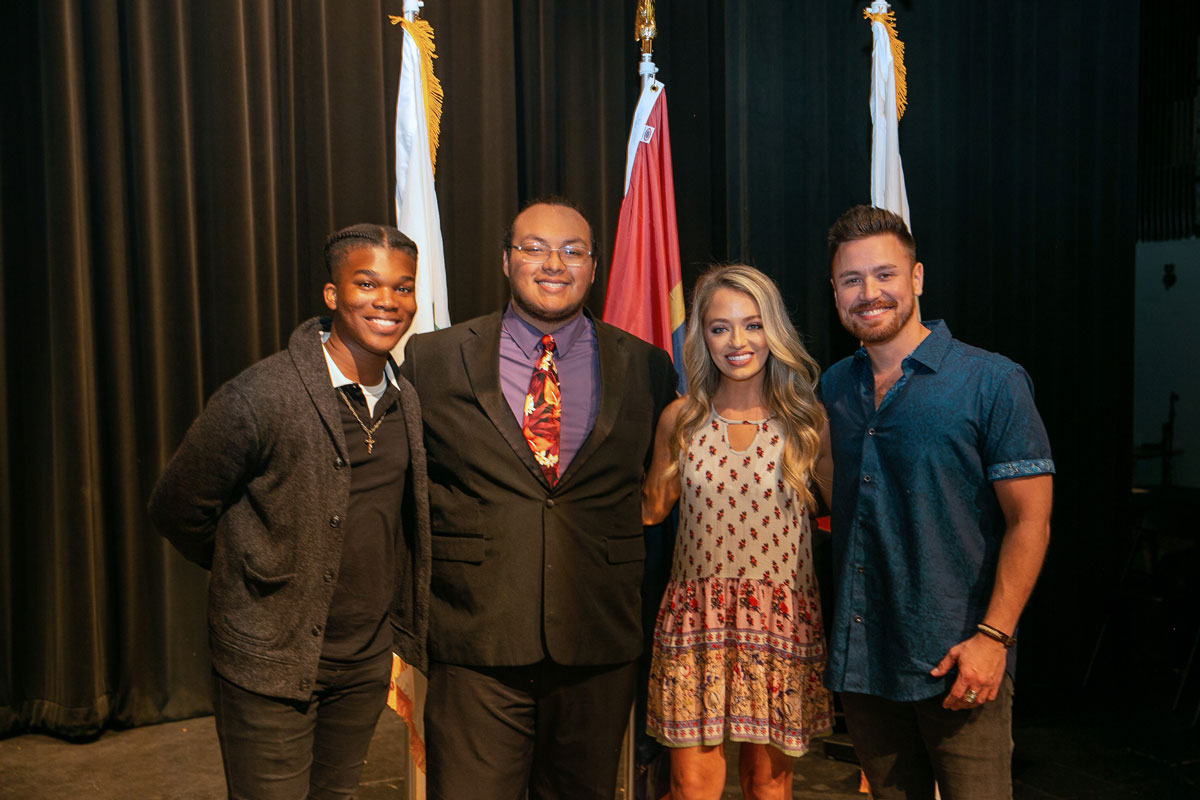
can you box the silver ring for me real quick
[963,689,978,703]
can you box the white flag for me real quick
[393,19,449,361]
[866,2,911,230]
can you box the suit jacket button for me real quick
[545,498,555,509]
[333,457,346,470]
[329,515,341,528]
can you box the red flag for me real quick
[603,81,685,390]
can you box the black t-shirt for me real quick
[320,381,409,665]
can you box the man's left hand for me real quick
[930,633,1007,710]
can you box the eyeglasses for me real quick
[510,243,593,268]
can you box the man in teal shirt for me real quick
[821,206,1054,799]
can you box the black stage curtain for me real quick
[0,0,1137,737]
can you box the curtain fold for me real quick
[419,0,520,322]
[1,0,1139,737]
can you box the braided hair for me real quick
[323,224,418,277]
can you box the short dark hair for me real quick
[502,195,598,260]
[827,205,915,265]
[323,224,418,277]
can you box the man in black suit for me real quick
[401,197,677,800]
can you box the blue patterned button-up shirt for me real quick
[820,320,1054,702]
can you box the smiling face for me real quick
[831,233,924,345]
[703,287,770,386]
[323,246,417,362]
[503,203,596,332]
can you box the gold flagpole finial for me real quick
[636,0,656,56]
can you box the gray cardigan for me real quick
[149,317,431,701]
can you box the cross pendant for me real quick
[365,434,375,454]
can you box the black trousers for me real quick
[425,658,638,800]
[211,652,391,800]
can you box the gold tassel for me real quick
[863,8,908,121]
[396,18,444,175]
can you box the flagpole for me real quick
[389,9,432,800]
[624,9,655,793]
[622,9,662,796]
[608,6,684,798]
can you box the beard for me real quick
[510,288,588,327]
[842,298,915,344]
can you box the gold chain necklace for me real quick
[337,387,388,454]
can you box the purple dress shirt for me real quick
[499,304,599,474]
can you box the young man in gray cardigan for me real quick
[149,224,431,799]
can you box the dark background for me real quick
[0,0,1155,736]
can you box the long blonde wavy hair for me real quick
[667,264,825,510]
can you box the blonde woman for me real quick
[643,264,833,799]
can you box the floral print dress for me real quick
[646,410,832,756]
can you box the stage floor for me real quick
[1,698,1197,799]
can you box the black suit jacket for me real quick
[401,310,677,667]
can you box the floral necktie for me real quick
[522,334,561,485]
